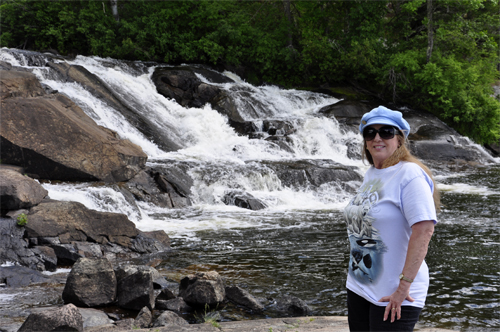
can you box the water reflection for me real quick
[162,165,499,332]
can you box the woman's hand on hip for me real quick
[379,287,414,323]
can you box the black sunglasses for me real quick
[363,126,401,141]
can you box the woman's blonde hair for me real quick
[362,132,441,212]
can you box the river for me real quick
[1,48,499,331]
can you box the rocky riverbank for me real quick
[0,48,494,332]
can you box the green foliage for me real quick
[16,213,28,227]
[1,0,498,143]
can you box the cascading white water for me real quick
[0,48,369,238]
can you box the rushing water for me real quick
[1,48,499,331]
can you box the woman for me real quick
[344,106,440,331]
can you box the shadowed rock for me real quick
[275,295,311,317]
[179,271,226,308]
[134,306,153,328]
[155,297,193,313]
[222,190,267,210]
[115,265,155,310]
[225,285,264,312]
[18,303,83,332]
[62,258,117,307]
[0,167,48,211]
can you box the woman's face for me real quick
[364,124,400,169]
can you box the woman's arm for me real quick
[378,220,435,323]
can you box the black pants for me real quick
[347,289,422,332]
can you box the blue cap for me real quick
[359,106,410,137]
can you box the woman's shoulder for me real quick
[399,161,431,179]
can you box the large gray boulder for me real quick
[62,258,117,307]
[25,200,138,246]
[115,265,156,310]
[0,70,147,182]
[0,166,48,211]
[18,303,83,332]
[179,271,226,308]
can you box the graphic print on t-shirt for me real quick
[344,179,387,284]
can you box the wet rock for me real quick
[1,70,147,182]
[0,167,48,211]
[115,265,155,310]
[18,303,83,332]
[0,217,55,271]
[152,66,232,108]
[131,231,171,254]
[78,308,113,329]
[62,257,117,307]
[261,159,362,189]
[179,271,226,308]
[222,190,267,210]
[156,287,177,302]
[275,295,311,317]
[155,297,193,313]
[47,61,181,152]
[134,306,153,328]
[26,200,138,247]
[0,264,50,287]
[152,310,190,327]
[225,285,264,312]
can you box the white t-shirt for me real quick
[344,161,437,308]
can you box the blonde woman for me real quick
[344,106,440,331]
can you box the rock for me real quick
[46,61,182,152]
[179,271,226,308]
[131,231,171,254]
[62,258,117,307]
[156,287,177,301]
[0,264,50,287]
[0,167,48,211]
[152,66,231,108]
[25,200,138,247]
[155,297,193,313]
[225,285,264,312]
[275,295,311,317]
[0,70,147,182]
[319,99,373,130]
[134,306,152,328]
[222,190,267,210]
[18,303,83,332]
[125,170,173,208]
[260,159,362,190]
[78,308,113,329]
[0,217,56,272]
[115,265,155,310]
[0,69,45,99]
[152,310,189,327]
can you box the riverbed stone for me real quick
[275,295,311,317]
[134,306,153,328]
[62,257,117,307]
[225,285,264,312]
[115,265,155,310]
[222,190,267,210]
[0,167,48,211]
[152,310,190,327]
[18,303,83,332]
[179,271,226,308]
[78,308,113,329]
[156,297,193,313]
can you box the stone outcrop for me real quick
[0,70,147,182]
[18,303,83,332]
[0,166,48,211]
[179,271,226,308]
[62,258,117,307]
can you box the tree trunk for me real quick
[283,0,293,48]
[110,0,119,22]
[426,0,433,63]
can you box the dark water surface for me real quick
[160,165,500,332]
